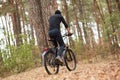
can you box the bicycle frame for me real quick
[42,33,76,74]
[41,33,72,66]
[41,47,49,66]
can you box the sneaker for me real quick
[55,56,63,65]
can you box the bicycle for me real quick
[41,33,76,75]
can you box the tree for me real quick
[77,0,88,45]
[71,0,84,45]
[62,0,74,46]
[8,0,22,46]
[116,0,120,11]
[27,0,48,52]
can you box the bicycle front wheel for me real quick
[44,50,59,75]
[64,49,76,71]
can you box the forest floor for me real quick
[0,59,120,80]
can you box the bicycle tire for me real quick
[44,49,59,75]
[64,49,76,71]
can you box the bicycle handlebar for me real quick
[62,33,73,37]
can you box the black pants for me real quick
[49,29,65,57]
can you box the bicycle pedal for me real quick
[55,59,63,65]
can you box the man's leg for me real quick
[55,31,65,64]
[53,39,58,48]
[49,29,58,47]
[56,31,65,57]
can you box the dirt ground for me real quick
[1,60,120,80]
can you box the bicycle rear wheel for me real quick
[64,49,76,71]
[44,50,59,75]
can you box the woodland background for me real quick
[0,0,120,77]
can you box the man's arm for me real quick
[67,27,70,33]
[61,16,68,29]
[60,15,71,33]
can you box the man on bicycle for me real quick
[48,10,70,64]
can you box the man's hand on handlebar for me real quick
[67,27,72,36]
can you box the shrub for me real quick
[0,43,36,77]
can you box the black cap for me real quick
[55,10,61,14]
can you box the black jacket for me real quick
[49,14,68,31]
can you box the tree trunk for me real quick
[63,0,70,26]
[9,0,22,46]
[20,1,28,43]
[71,0,84,45]
[106,0,118,44]
[93,0,101,44]
[106,0,119,56]
[62,0,74,46]
[4,16,11,46]
[28,0,48,52]
[0,17,9,46]
[78,0,87,45]
[116,0,120,11]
